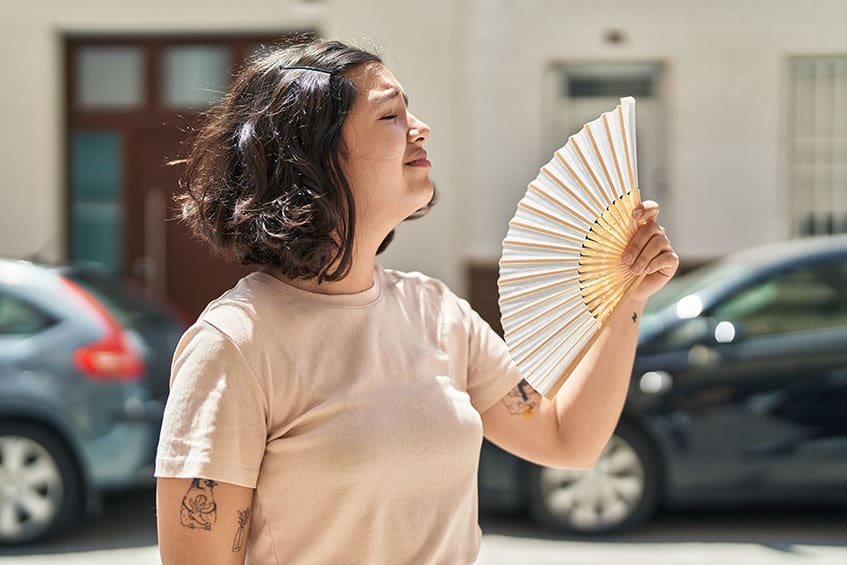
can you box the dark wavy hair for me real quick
[175,39,434,282]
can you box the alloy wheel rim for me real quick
[0,435,64,541]
[538,435,645,531]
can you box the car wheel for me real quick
[527,422,662,534]
[0,423,82,545]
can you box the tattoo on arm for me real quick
[232,509,251,552]
[632,312,638,323]
[179,479,218,531]
[502,379,541,417]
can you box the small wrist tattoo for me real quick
[632,312,638,323]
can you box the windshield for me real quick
[643,259,745,316]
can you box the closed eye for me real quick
[380,114,397,120]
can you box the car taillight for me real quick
[61,277,145,380]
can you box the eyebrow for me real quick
[373,88,409,108]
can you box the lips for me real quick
[404,151,431,167]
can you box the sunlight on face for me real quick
[340,63,433,245]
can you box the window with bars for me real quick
[789,57,847,236]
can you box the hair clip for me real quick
[281,65,332,75]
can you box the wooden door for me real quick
[126,124,253,321]
[66,35,307,320]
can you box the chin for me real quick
[409,182,435,214]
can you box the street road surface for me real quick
[1,489,846,564]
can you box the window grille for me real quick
[790,57,847,235]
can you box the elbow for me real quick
[569,447,603,470]
[542,443,603,470]
[546,428,610,470]
[557,451,601,471]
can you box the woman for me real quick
[155,39,678,564]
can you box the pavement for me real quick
[1,489,846,564]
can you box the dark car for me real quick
[0,259,185,544]
[479,234,847,534]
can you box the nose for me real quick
[407,112,430,144]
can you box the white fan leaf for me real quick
[498,97,643,398]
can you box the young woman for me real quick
[155,39,678,565]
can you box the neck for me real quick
[263,238,380,295]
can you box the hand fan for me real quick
[498,97,645,399]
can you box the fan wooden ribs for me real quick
[498,97,645,398]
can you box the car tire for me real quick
[0,422,82,545]
[527,421,662,534]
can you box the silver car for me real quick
[0,259,184,544]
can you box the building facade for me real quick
[2,0,846,317]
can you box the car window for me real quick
[63,273,172,328]
[643,260,741,316]
[711,259,847,338]
[646,316,714,353]
[0,292,53,335]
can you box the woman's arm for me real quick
[157,477,255,565]
[481,294,646,468]
[481,201,678,469]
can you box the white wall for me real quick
[3,0,847,299]
[326,0,469,292]
[0,0,467,291]
[465,0,847,264]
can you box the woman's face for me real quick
[340,63,433,243]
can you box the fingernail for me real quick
[632,209,643,219]
[623,252,633,264]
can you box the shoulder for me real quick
[194,271,292,349]
[170,281,274,397]
[380,267,476,329]
[381,268,469,307]
[381,267,453,298]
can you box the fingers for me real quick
[624,201,679,300]
[625,200,679,279]
[622,219,665,265]
[642,250,680,277]
[622,222,672,275]
[631,231,671,275]
[632,200,660,224]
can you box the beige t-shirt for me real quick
[155,266,522,564]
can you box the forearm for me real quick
[551,296,646,467]
[482,200,677,470]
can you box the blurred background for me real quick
[4,0,847,306]
[1,0,846,563]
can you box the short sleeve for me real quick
[461,300,524,413]
[155,320,269,488]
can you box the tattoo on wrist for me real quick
[179,479,218,531]
[632,312,638,323]
[232,509,251,552]
[502,379,541,417]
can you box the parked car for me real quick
[479,234,847,534]
[0,259,185,544]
